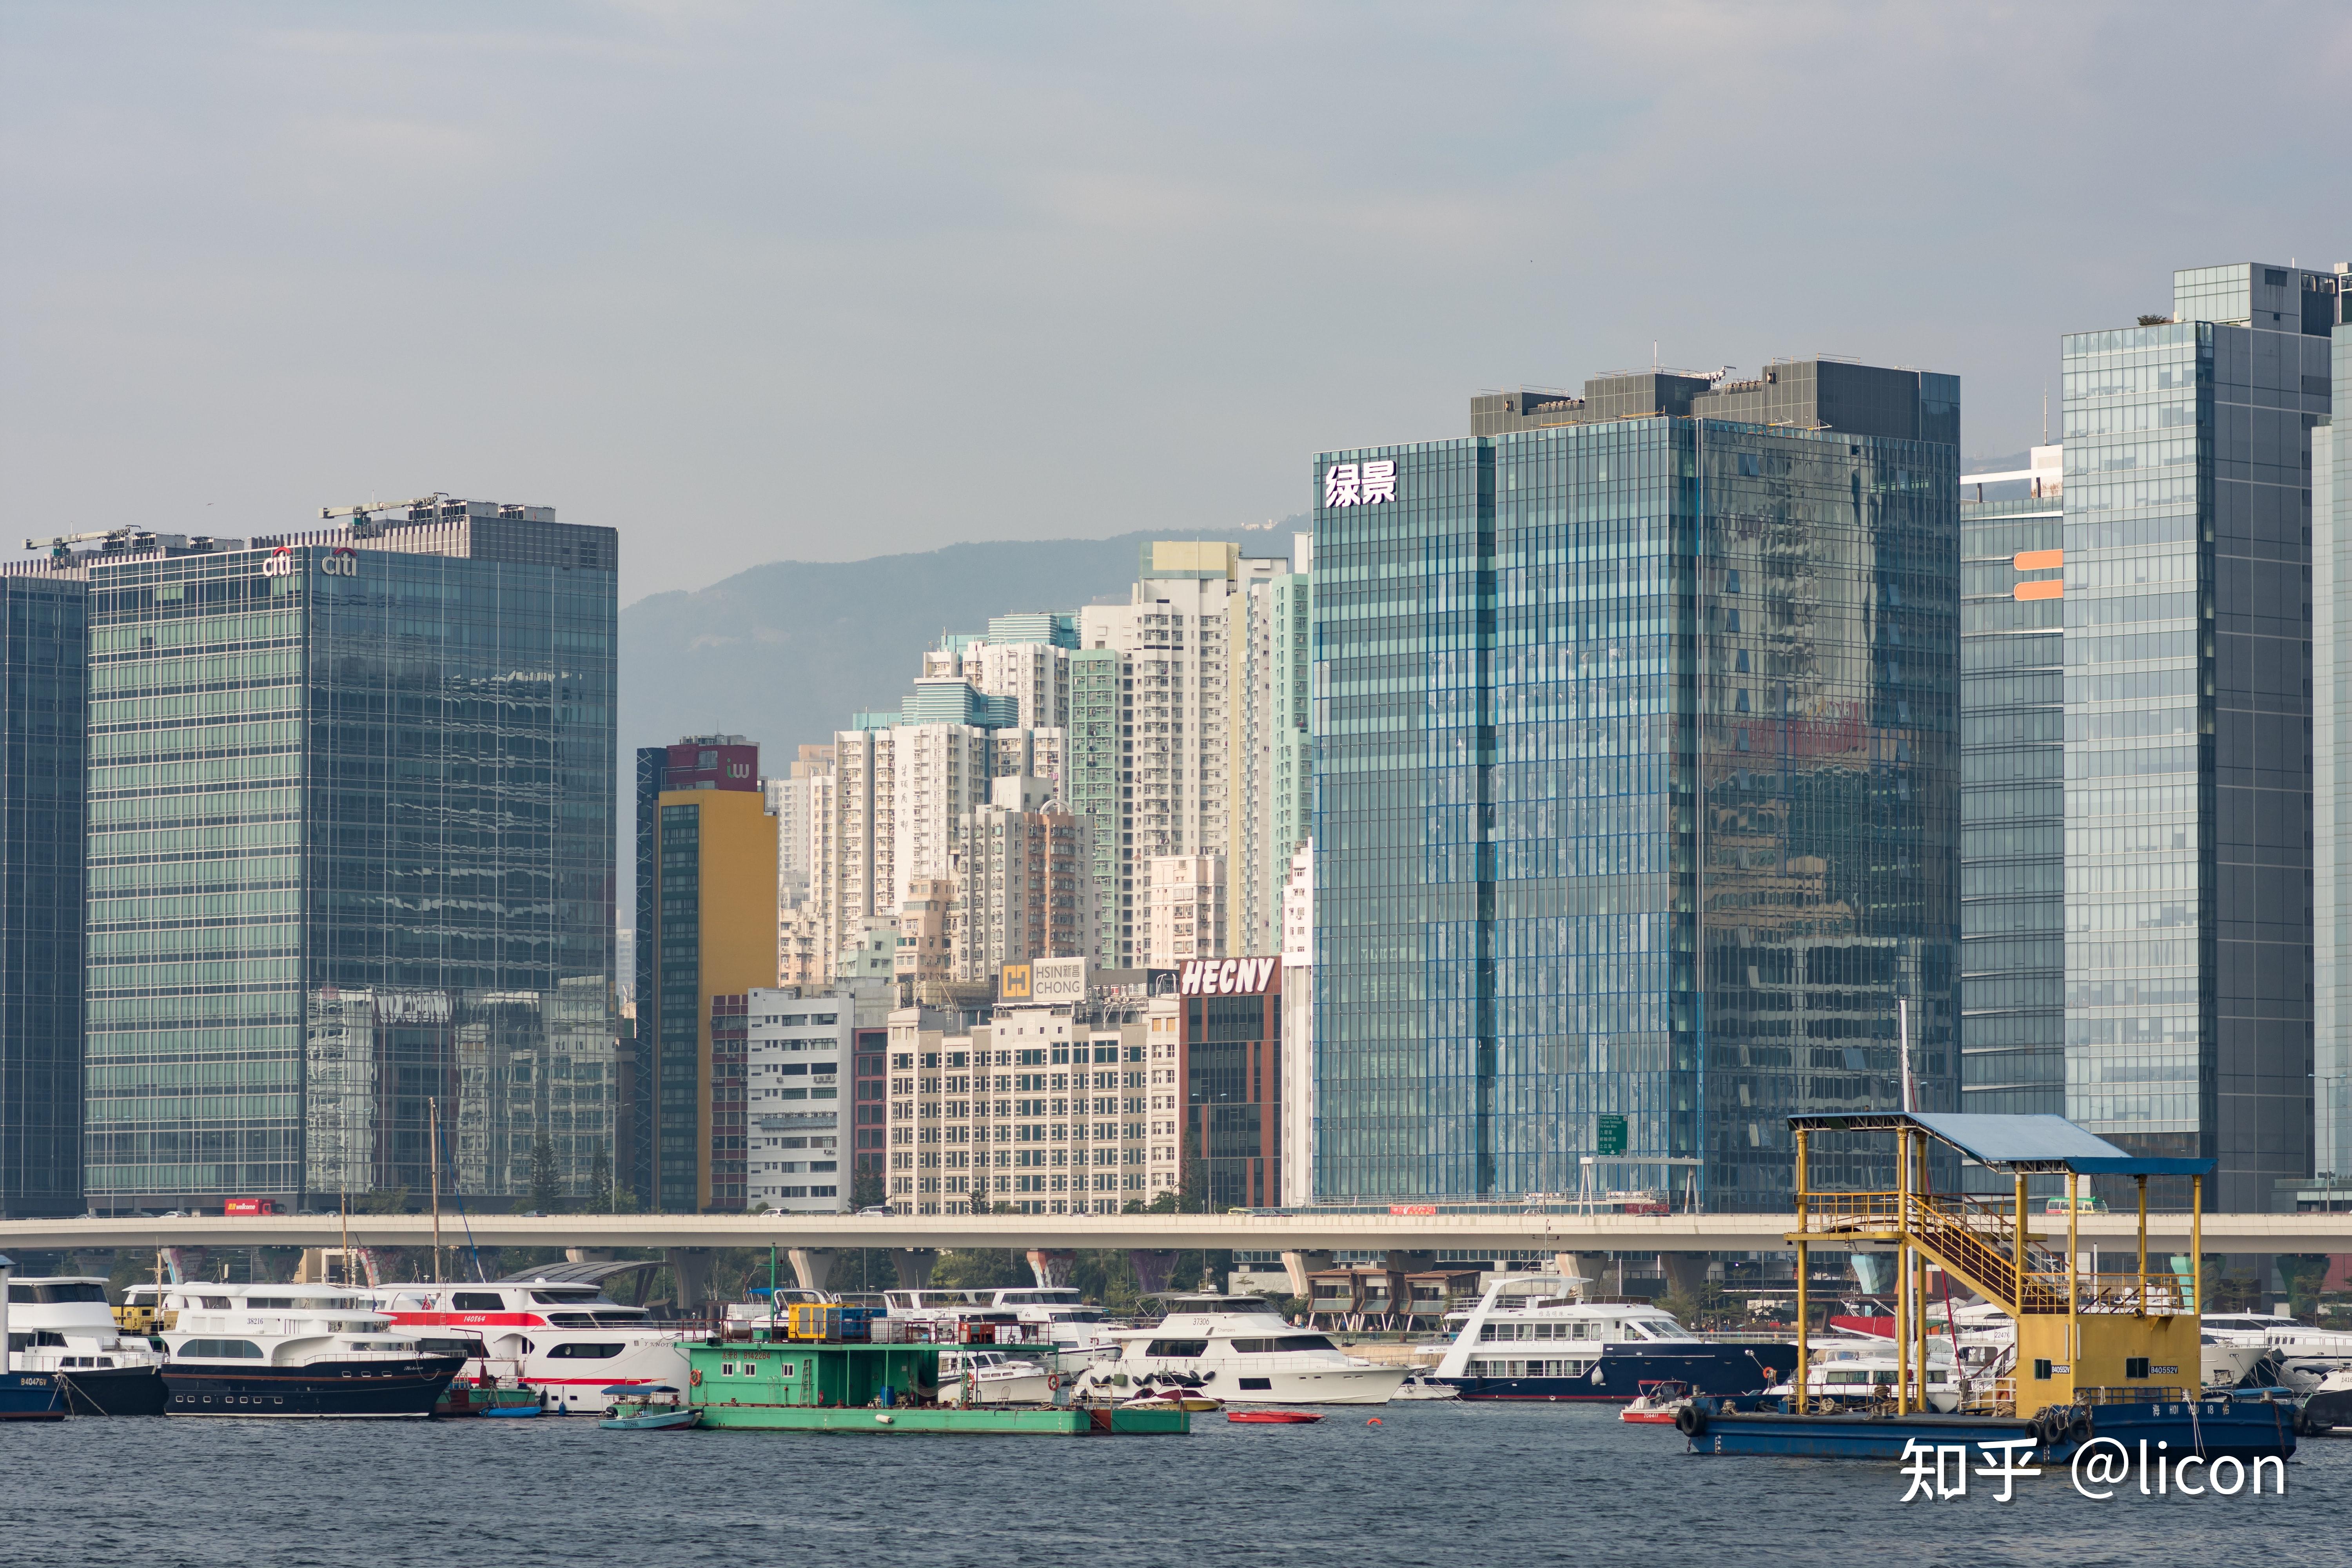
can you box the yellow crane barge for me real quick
[1680,1111,2301,1464]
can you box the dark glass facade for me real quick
[1960,494,2064,1119]
[0,573,89,1216]
[83,508,618,1207]
[2063,265,2341,1210]
[1182,981,1283,1208]
[1314,368,1960,1209]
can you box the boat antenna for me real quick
[1898,997,1916,1115]
[430,1095,444,1286]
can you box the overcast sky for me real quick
[5,3,2347,603]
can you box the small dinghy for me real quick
[599,1383,701,1431]
[1619,1380,1693,1424]
[1228,1410,1322,1424]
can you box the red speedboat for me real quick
[1227,1410,1322,1424]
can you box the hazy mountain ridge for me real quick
[615,532,1165,912]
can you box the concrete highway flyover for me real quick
[4,1209,2346,1257]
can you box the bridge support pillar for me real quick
[664,1247,715,1312]
[1025,1249,1076,1289]
[1661,1252,1710,1299]
[889,1249,937,1290]
[1281,1250,1333,1299]
[788,1248,835,1294]
[1129,1249,1180,1296]
[1556,1254,1606,1298]
[565,1247,614,1265]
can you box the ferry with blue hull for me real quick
[1430,1278,1796,1402]
[1684,1390,2299,1464]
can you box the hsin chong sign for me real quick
[1177,957,1281,996]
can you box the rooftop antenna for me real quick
[2042,389,2049,446]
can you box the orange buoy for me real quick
[1367,1416,1383,1425]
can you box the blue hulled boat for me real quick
[1430,1277,1796,1402]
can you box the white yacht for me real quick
[6,1276,166,1415]
[982,1287,1121,1361]
[149,1282,462,1417]
[1431,1276,1795,1401]
[370,1278,688,1414]
[2199,1311,2352,1394]
[1764,1332,1962,1412]
[1072,1295,1407,1406]
[941,1347,1056,1404]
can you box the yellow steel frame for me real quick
[1782,1125,2203,1411]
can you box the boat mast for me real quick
[430,1096,443,1286]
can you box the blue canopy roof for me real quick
[1786,1111,2214,1176]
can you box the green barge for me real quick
[676,1337,1189,1437]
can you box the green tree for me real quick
[1146,1190,1179,1214]
[587,1141,613,1211]
[932,1248,1029,1292]
[530,1132,561,1213]
[851,1166,887,1210]
[1177,1160,1207,1214]
[358,1185,411,1215]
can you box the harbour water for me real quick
[6,1404,2342,1567]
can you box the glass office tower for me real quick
[1960,455,2065,1123]
[83,501,618,1209]
[2063,265,2340,1211]
[2319,301,2352,1198]
[1316,362,1960,1209]
[0,569,89,1216]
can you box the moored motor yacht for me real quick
[1763,1332,1962,1412]
[1071,1295,1407,1406]
[152,1283,463,1417]
[7,1276,167,1415]
[980,1287,1121,1361]
[370,1278,689,1415]
[940,1347,1056,1404]
[1430,1276,1795,1401]
[2199,1310,2352,1395]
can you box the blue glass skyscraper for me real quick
[2063,264,2342,1211]
[82,501,618,1209]
[0,568,89,1217]
[1314,361,1960,1210]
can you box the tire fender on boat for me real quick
[1674,1404,1709,1437]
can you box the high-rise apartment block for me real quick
[1317,361,1960,1209]
[743,988,853,1212]
[810,720,1065,982]
[947,777,1094,985]
[633,734,779,1209]
[82,501,618,1210]
[1145,854,1225,969]
[2062,263,2341,1210]
[0,567,87,1217]
[1078,543,1286,967]
[885,984,1155,1214]
[1066,647,1131,969]
[1959,445,2065,1123]
[1229,538,1315,955]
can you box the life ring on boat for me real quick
[1673,1404,1709,1437]
[689,1369,702,1387]
[1046,1373,1061,1392]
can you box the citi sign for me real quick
[264,546,358,578]
[1176,956,1281,997]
